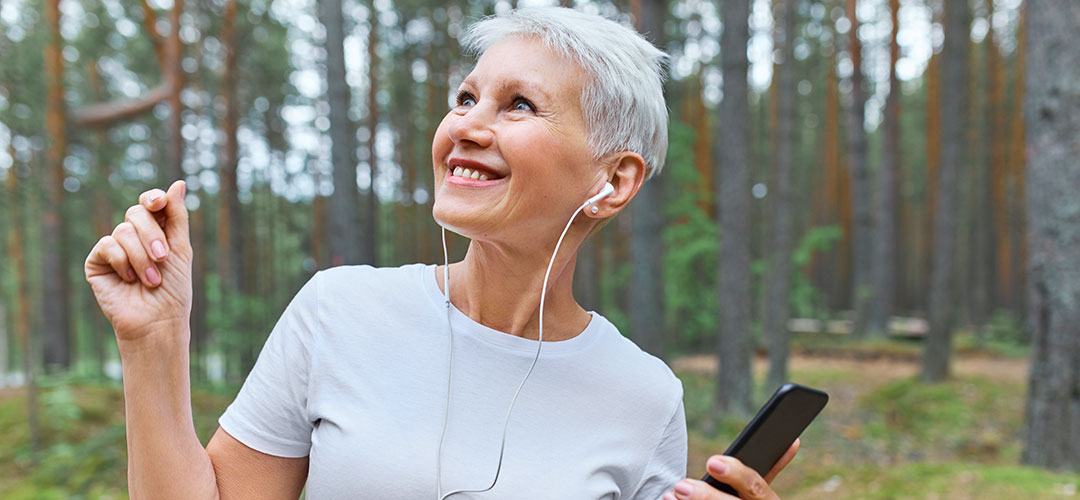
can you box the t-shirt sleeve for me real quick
[627,390,688,500]
[217,271,321,458]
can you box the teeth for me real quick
[450,165,496,181]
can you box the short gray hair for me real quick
[460,6,670,180]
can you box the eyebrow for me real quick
[461,76,553,103]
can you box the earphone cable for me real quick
[436,199,593,500]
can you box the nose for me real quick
[447,101,495,149]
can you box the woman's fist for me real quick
[85,180,193,343]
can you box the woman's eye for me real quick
[456,92,476,107]
[512,97,536,113]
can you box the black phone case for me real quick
[700,383,829,497]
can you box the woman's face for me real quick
[431,36,606,246]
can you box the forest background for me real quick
[1,0,1079,497]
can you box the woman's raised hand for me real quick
[662,439,800,500]
[84,180,193,344]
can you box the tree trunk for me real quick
[822,40,842,310]
[190,198,208,382]
[971,0,999,343]
[164,0,185,182]
[42,0,71,373]
[365,0,380,265]
[321,0,362,267]
[628,0,666,358]
[0,295,6,382]
[921,0,969,382]
[6,162,41,461]
[869,0,901,338]
[1021,0,1080,471]
[765,0,796,392]
[845,0,872,338]
[88,60,112,374]
[923,50,940,314]
[714,0,753,417]
[1008,10,1028,316]
[218,0,244,292]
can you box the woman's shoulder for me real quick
[588,313,684,400]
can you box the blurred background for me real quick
[1,0,1079,497]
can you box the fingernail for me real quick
[145,266,161,286]
[148,193,162,204]
[709,458,728,475]
[180,181,186,198]
[151,240,167,259]
[126,269,137,282]
[674,481,693,497]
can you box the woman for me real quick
[84,6,797,500]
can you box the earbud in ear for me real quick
[584,182,615,207]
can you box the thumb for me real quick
[163,180,190,250]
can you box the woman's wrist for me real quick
[117,321,191,359]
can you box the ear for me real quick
[588,151,648,218]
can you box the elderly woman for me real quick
[84,6,798,500]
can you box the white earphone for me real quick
[436,181,616,499]
[585,181,616,207]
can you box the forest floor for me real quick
[0,337,1078,499]
[676,341,1080,499]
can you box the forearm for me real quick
[118,326,219,500]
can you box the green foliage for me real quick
[600,259,632,336]
[789,225,842,318]
[0,381,235,498]
[661,120,718,351]
[986,308,1026,345]
[791,462,1080,500]
[859,376,1025,462]
[752,225,841,326]
[203,272,277,382]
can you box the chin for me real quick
[431,202,482,240]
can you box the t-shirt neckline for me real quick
[421,263,603,355]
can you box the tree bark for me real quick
[217,0,244,293]
[822,40,843,310]
[765,0,796,392]
[628,0,666,358]
[42,0,71,372]
[922,50,940,313]
[6,161,40,461]
[921,0,969,382]
[164,0,185,181]
[714,0,753,417]
[365,0,380,265]
[321,0,362,267]
[869,0,901,337]
[1008,10,1028,315]
[88,61,112,375]
[846,0,872,338]
[1021,0,1080,471]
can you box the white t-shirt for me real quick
[218,263,687,500]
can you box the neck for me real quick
[435,231,592,342]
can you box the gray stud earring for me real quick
[590,205,599,214]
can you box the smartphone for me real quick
[701,383,829,497]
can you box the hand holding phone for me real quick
[701,383,828,497]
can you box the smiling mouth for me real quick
[450,166,494,181]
